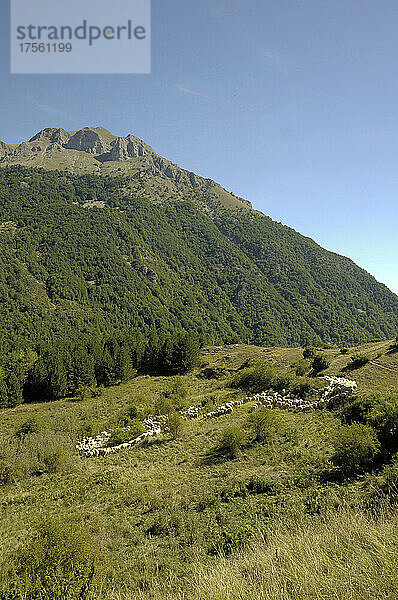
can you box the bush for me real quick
[349,353,370,368]
[390,335,398,351]
[117,401,142,427]
[331,423,380,477]
[15,415,45,440]
[339,395,374,425]
[340,347,349,354]
[295,359,310,376]
[21,433,74,477]
[0,459,14,487]
[245,408,278,443]
[366,394,398,455]
[79,417,101,437]
[231,362,293,394]
[154,395,174,415]
[214,425,246,459]
[166,412,185,439]
[106,419,146,447]
[303,346,317,359]
[0,520,102,600]
[311,353,330,374]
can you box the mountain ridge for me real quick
[0,127,397,349]
[0,126,252,211]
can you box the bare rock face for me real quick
[107,135,149,161]
[29,128,71,145]
[65,128,112,155]
[0,141,9,158]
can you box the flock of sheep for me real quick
[250,376,357,413]
[76,400,246,458]
[76,376,357,458]
[76,421,163,458]
[203,399,244,419]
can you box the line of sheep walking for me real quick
[203,399,244,419]
[77,398,246,458]
[179,406,200,420]
[250,376,357,413]
[76,417,164,458]
[76,376,357,458]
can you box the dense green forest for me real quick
[0,330,200,408]
[0,166,397,353]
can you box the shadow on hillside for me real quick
[200,448,244,466]
[386,345,398,356]
[142,437,170,450]
[341,363,365,373]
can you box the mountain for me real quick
[0,126,397,350]
[0,126,251,211]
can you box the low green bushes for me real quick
[166,412,185,439]
[213,425,247,460]
[244,408,279,443]
[0,427,75,485]
[311,353,331,374]
[231,361,292,393]
[231,361,326,399]
[349,353,370,368]
[0,520,102,600]
[331,423,380,477]
[340,392,398,457]
[106,419,146,447]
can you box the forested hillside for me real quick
[0,166,397,351]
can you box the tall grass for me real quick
[188,506,398,600]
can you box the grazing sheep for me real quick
[77,397,246,458]
[249,376,357,414]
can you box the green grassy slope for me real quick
[0,342,397,598]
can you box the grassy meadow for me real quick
[1,341,398,599]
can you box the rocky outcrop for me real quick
[0,141,10,158]
[65,127,112,155]
[106,135,149,161]
[29,127,71,145]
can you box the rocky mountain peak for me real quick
[29,127,71,145]
[64,127,113,155]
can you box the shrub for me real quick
[22,433,75,476]
[295,359,310,376]
[311,353,330,374]
[0,520,102,600]
[390,335,398,351]
[0,459,14,487]
[340,347,349,354]
[245,408,278,443]
[214,425,246,460]
[154,395,174,415]
[231,362,293,394]
[331,423,380,477]
[79,417,101,437]
[339,395,374,424]
[303,346,317,359]
[76,384,90,402]
[106,419,146,447]
[292,377,326,399]
[15,415,45,440]
[166,412,185,439]
[349,353,370,368]
[366,393,398,455]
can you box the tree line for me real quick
[0,331,201,407]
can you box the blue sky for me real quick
[1,0,398,293]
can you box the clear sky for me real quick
[1,0,397,293]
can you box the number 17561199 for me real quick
[19,43,72,52]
